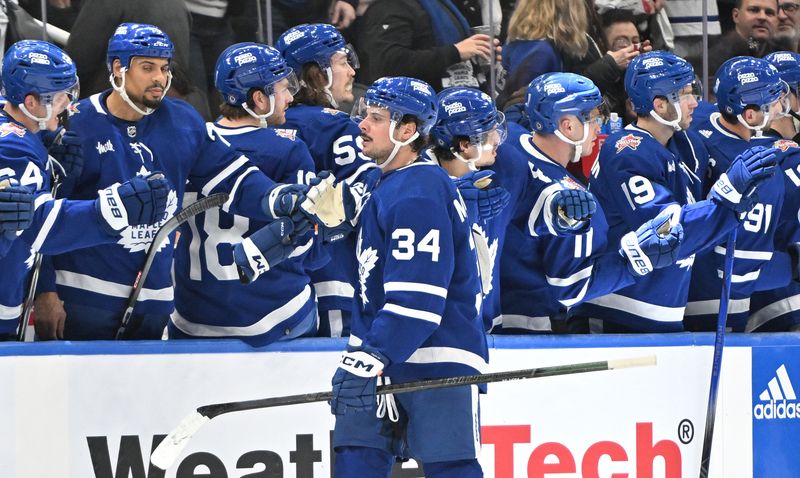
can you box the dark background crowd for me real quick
[2,0,792,126]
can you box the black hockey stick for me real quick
[150,355,656,470]
[114,193,229,339]
[698,230,736,477]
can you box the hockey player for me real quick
[0,40,169,339]
[330,76,486,477]
[33,24,327,340]
[168,43,325,345]
[571,51,779,333]
[499,72,687,333]
[747,51,800,332]
[686,56,796,331]
[277,23,381,338]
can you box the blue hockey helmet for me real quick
[107,23,174,72]
[431,87,506,149]
[215,42,298,106]
[2,40,78,105]
[525,72,603,133]
[276,23,358,74]
[765,51,800,93]
[714,56,787,116]
[625,51,696,115]
[359,76,438,135]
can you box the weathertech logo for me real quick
[753,364,800,420]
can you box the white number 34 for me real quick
[392,228,440,262]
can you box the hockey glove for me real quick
[331,345,389,415]
[455,170,511,223]
[549,188,596,235]
[619,205,684,276]
[712,145,778,214]
[233,217,298,283]
[0,177,34,239]
[96,172,170,235]
[42,129,83,182]
[299,171,364,228]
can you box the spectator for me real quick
[664,0,722,59]
[775,0,800,51]
[600,8,648,123]
[65,0,191,99]
[185,0,233,119]
[705,0,779,86]
[357,0,499,91]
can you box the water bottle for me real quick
[608,112,622,134]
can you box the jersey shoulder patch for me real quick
[774,139,799,152]
[0,122,26,138]
[273,128,297,141]
[321,108,345,117]
[615,133,642,153]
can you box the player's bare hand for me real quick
[494,38,502,63]
[640,40,653,53]
[608,44,640,70]
[330,1,356,29]
[33,292,66,340]
[455,34,492,62]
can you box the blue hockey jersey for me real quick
[572,124,741,332]
[747,137,800,331]
[499,128,636,332]
[44,92,278,317]
[0,113,119,336]
[686,111,792,331]
[170,123,324,346]
[349,160,488,382]
[283,104,381,336]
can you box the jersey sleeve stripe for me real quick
[33,193,53,212]
[0,303,22,321]
[528,183,562,237]
[587,292,686,322]
[170,285,312,336]
[716,269,760,283]
[713,246,773,261]
[405,346,489,373]
[545,265,593,287]
[55,270,174,301]
[745,293,800,332]
[685,297,751,316]
[384,281,448,298]
[314,280,355,298]
[558,279,590,307]
[31,198,63,252]
[221,165,259,212]
[383,303,442,325]
[500,314,552,332]
[200,155,250,196]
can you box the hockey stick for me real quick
[151,355,656,470]
[17,127,68,341]
[698,230,736,478]
[114,193,229,339]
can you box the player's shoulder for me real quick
[383,161,454,198]
[156,96,205,126]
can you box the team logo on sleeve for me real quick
[322,108,343,116]
[615,133,641,153]
[774,139,799,152]
[356,231,379,306]
[273,128,297,141]
[0,122,26,138]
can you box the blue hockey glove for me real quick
[262,182,309,219]
[96,172,170,235]
[41,129,83,182]
[549,188,596,235]
[455,170,511,223]
[712,145,778,214]
[0,177,33,239]
[619,206,684,276]
[331,345,389,415]
[233,217,297,283]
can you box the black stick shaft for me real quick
[199,359,638,419]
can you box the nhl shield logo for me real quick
[127,125,137,138]
[615,133,642,153]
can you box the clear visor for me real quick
[580,101,609,128]
[268,72,300,97]
[352,98,401,125]
[40,82,79,112]
[770,81,793,118]
[470,112,507,150]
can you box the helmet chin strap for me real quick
[554,121,590,163]
[379,120,419,170]
[19,102,53,130]
[452,141,494,171]
[242,93,276,128]
[109,67,172,116]
[737,111,770,138]
[322,66,338,109]
[650,101,683,131]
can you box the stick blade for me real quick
[150,411,209,470]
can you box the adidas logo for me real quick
[753,364,800,420]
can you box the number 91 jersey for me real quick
[351,161,488,383]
